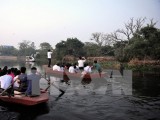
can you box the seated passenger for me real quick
[25,67,41,96]
[18,67,28,92]
[13,70,21,90]
[53,63,61,71]
[68,64,76,73]
[83,63,92,73]
[0,70,12,95]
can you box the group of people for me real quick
[47,49,102,74]
[51,56,102,75]
[0,66,41,96]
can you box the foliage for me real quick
[0,45,18,56]
[18,40,36,56]
[38,42,53,60]
[55,38,85,60]
[123,26,160,61]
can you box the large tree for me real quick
[122,25,160,61]
[18,40,36,56]
[55,38,85,60]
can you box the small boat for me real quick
[26,56,35,62]
[43,65,108,79]
[0,91,49,106]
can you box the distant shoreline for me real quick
[0,56,17,60]
[0,56,25,61]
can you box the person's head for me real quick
[48,49,51,52]
[84,62,88,67]
[7,69,11,74]
[3,66,8,71]
[21,67,26,73]
[15,70,21,76]
[31,67,37,74]
[79,56,82,59]
[94,60,97,63]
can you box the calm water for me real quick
[0,60,160,120]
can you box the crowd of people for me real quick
[52,56,102,75]
[0,66,41,97]
[47,49,102,74]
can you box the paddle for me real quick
[51,83,65,93]
[110,70,113,78]
[41,76,65,93]
[43,82,65,94]
[55,90,65,101]
[0,83,13,96]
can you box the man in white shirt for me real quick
[0,74,12,90]
[84,64,92,73]
[69,65,75,73]
[53,63,61,71]
[0,72,13,96]
[47,49,52,67]
[78,56,86,70]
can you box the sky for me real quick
[0,0,160,49]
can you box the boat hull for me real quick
[0,92,49,106]
[43,65,107,79]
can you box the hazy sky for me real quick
[0,0,160,48]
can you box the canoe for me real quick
[43,65,108,79]
[0,91,49,106]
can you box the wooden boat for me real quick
[0,91,49,106]
[43,65,108,79]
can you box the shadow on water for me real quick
[0,101,49,120]
[133,74,160,97]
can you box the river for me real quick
[0,60,160,120]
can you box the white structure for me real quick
[26,56,35,62]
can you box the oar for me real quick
[110,70,113,78]
[55,91,65,101]
[42,76,65,93]
[0,84,13,96]
[51,82,65,93]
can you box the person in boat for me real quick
[25,67,41,96]
[18,67,28,92]
[0,66,8,76]
[0,70,13,95]
[69,63,77,73]
[78,56,86,71]
[93,60,102,73]
[81,62,92,78]
[47,49,53,67]
[53,63,61,71]
[13,70,21,90]
[83,62,92,73]
[7,69,15,82]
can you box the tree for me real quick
[109,18,158,61]
[123,25,160,61]
[39,42,52,50]
[90,32,113,46]
[0,45,18,56]
[38,42,53,60]
[55,38,85,60]
[18,40,36,56]
[84,42,100,56]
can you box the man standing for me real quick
[47,49,52,67]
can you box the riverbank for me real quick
[0,56,25,61]
[0,56,18,60]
